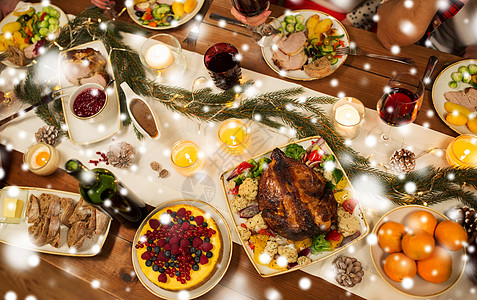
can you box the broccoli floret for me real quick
[284,144,306,160]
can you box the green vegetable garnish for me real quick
[284,144,306,161]
[449,81,458,89]
[311,234,332,254]
[469,64,477,75]
[451,72,463,82]
[284,15,296,24]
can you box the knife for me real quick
[0,93,57,127]
[210,13,247,28]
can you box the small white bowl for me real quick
[120,82,161,140]
[68,83,109,123]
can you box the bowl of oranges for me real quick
[370,205,467,298]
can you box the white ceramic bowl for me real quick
[68,83,109,123]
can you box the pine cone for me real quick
[447,206,477,244]
[107,142,135,169]
[35,125,59,145]
[334,256,364,287]
[389,148,416,174]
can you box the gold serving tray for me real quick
[0,186,112,257]
[131,199,233,299]
[220,135,369,277]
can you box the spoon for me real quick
[86,79,115,109]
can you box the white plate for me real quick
[370,205,466,298]
[432,59,477,135]
[126,0,205,30]
[0,3,68,68]
[261,10,349,81]
[58,40,121,145]
[0,186,112,257]
[220,136,369,277]
[132,199,233,299]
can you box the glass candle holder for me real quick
[332,97,365,140]
[23,143,60,176]
[218,118,251,155]
[171,140,205,176]
[204,43,242,90]
[140,34,186,81]
[446,134,477,167]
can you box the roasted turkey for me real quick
[257,148,337,240]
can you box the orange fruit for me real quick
[378,221,406,253]
[434,220,467,251]
[383,253,417,282]
[402,230,435,260]
[407,210,437,235]
[417,246,453,283]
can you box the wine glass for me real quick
[374,72,424,154]
[0,91,25,119]
[231,0,277,45]
[231,0,270,18]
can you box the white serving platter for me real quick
[58,40,121,145]
[0,186,112,257]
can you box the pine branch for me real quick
[12,8,477,211]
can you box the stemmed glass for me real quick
[231,0,278,45]
[374,72,424,154]
[231,0,270,19]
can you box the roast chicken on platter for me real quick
[257,148,337,240]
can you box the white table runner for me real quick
[0,32,473,299]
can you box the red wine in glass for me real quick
[204,43,242,90]
[377,87,422,126]
[231,0,270,17]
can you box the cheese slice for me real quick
[3,198,24,219]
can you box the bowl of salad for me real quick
[127,0,204,30]
[0,4,67,67]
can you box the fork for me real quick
[335,46,414,65]
[183,0,213,47]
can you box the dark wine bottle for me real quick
[65,159,147,225]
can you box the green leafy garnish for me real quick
[285,144,306,161]
[311,234,332,254]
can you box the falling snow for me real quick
[299,277,311,290]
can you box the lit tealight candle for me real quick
[171,140,205,176]
[335,104,360,126]
[332,97,365,140]
[23,143,60,176]
[218,119,251,155]
[145,43,175,70]
[446,134,477,167]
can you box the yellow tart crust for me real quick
[136,204,221,291]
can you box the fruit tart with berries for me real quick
[135,204,222,290]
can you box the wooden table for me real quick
[0,1,463,299]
